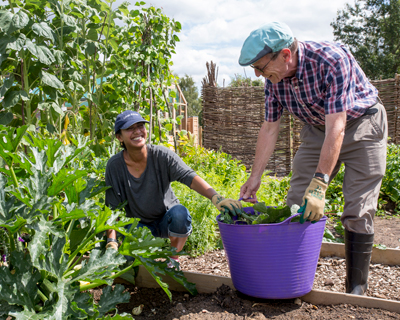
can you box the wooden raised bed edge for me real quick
[320,242,400,265]
[131,265,400,314]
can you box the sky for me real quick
[120,0,355,91]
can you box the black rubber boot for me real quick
[344,229,374,295]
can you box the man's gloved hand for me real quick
[300,178,327,223]
[211,194,242,216]
[106,239,119,251]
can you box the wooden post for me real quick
[148,65,153,144]
[172,99,177,152]
[199,126,203,147]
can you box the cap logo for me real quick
[122,112,139,120]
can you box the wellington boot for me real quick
[344,229,374,295]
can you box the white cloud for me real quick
[119,0,355,90]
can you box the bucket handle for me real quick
[278,212,302,225]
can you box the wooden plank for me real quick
[320,243,400,265]
[133,266,400,313]
[301,289,400,313]
[135,265,234,293]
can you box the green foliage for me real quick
[380,143,400,212]
[178,74,202,117]
[0,0,182,153]
[0,126,195,319]
[331,0,400,79]
[229,74,264,87]
[173,144,292,255]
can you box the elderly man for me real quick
[238,21,387,295]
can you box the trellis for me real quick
[202,64,400,176]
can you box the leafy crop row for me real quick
[0,126,195,319]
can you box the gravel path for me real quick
[179,250,400,301]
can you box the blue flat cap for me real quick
[114,110,149,133]
[239,22,294,66]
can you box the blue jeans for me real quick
[123,205,192,262]
[136,204,192,238]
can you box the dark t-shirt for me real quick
[105,145,197,224]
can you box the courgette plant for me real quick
[0,125,196,320]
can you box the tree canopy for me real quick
[331,0,400,80]
[229,74,264,87]
[178,74,202,117]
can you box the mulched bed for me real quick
[99,215,400,319]
[103,284,400,320]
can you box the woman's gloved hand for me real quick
[211,194,243,216]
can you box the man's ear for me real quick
[281,48,292,63]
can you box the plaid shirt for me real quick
[264,41,378,125]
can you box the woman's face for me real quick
[117,122,147,149]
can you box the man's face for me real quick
[252,49,292,83]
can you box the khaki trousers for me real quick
[287,103,388,234]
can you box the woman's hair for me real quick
[115,130,127,150]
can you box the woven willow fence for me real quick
[202,65,400,176]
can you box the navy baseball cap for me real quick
[114,110,149,133]
[239,22,294,66]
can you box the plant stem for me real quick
[9,162,19,188]
[9,233,16,253]
[67,227,95,267]
[79,262,136,292]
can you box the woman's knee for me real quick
[169,205,191,222]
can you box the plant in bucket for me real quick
[217,199,327,299]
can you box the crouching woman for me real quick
[105,110,241,264]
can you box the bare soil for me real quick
[110,284,399,320]
[322,212,400,249]
[101,215,400,319]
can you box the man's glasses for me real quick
[250,57,273,73]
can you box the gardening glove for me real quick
[106,239,119,251]
[300,178,327,223]
[211,194,242,216]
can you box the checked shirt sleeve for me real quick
[264,83,284,122]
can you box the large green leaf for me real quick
[0,252,41,312]
[0,10,13,34]
[61,13,77,27]
[3,90,29,108]
[25,39,55,65]
[29,220,66,275]
[52,49,67,64]
[32,22,55,43]
[0,301,23,318]
[0,75,14,97]
[97,285,130,317]
[0,33,26,52]
[0,125,28,154]
[92,206,135,236]
[11,10,29,30]
[69,225,90,253]
[38,101,63,115]
[8,308,42,320]
[77,177,108,204]
[66,291,98,319]
[48,168,87,196]
[42,279,81,320]
[40,70,64,89]
[138,256,198,299]
[119,223,169,257]
[70,249,125,284]
[0,111,13,125]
